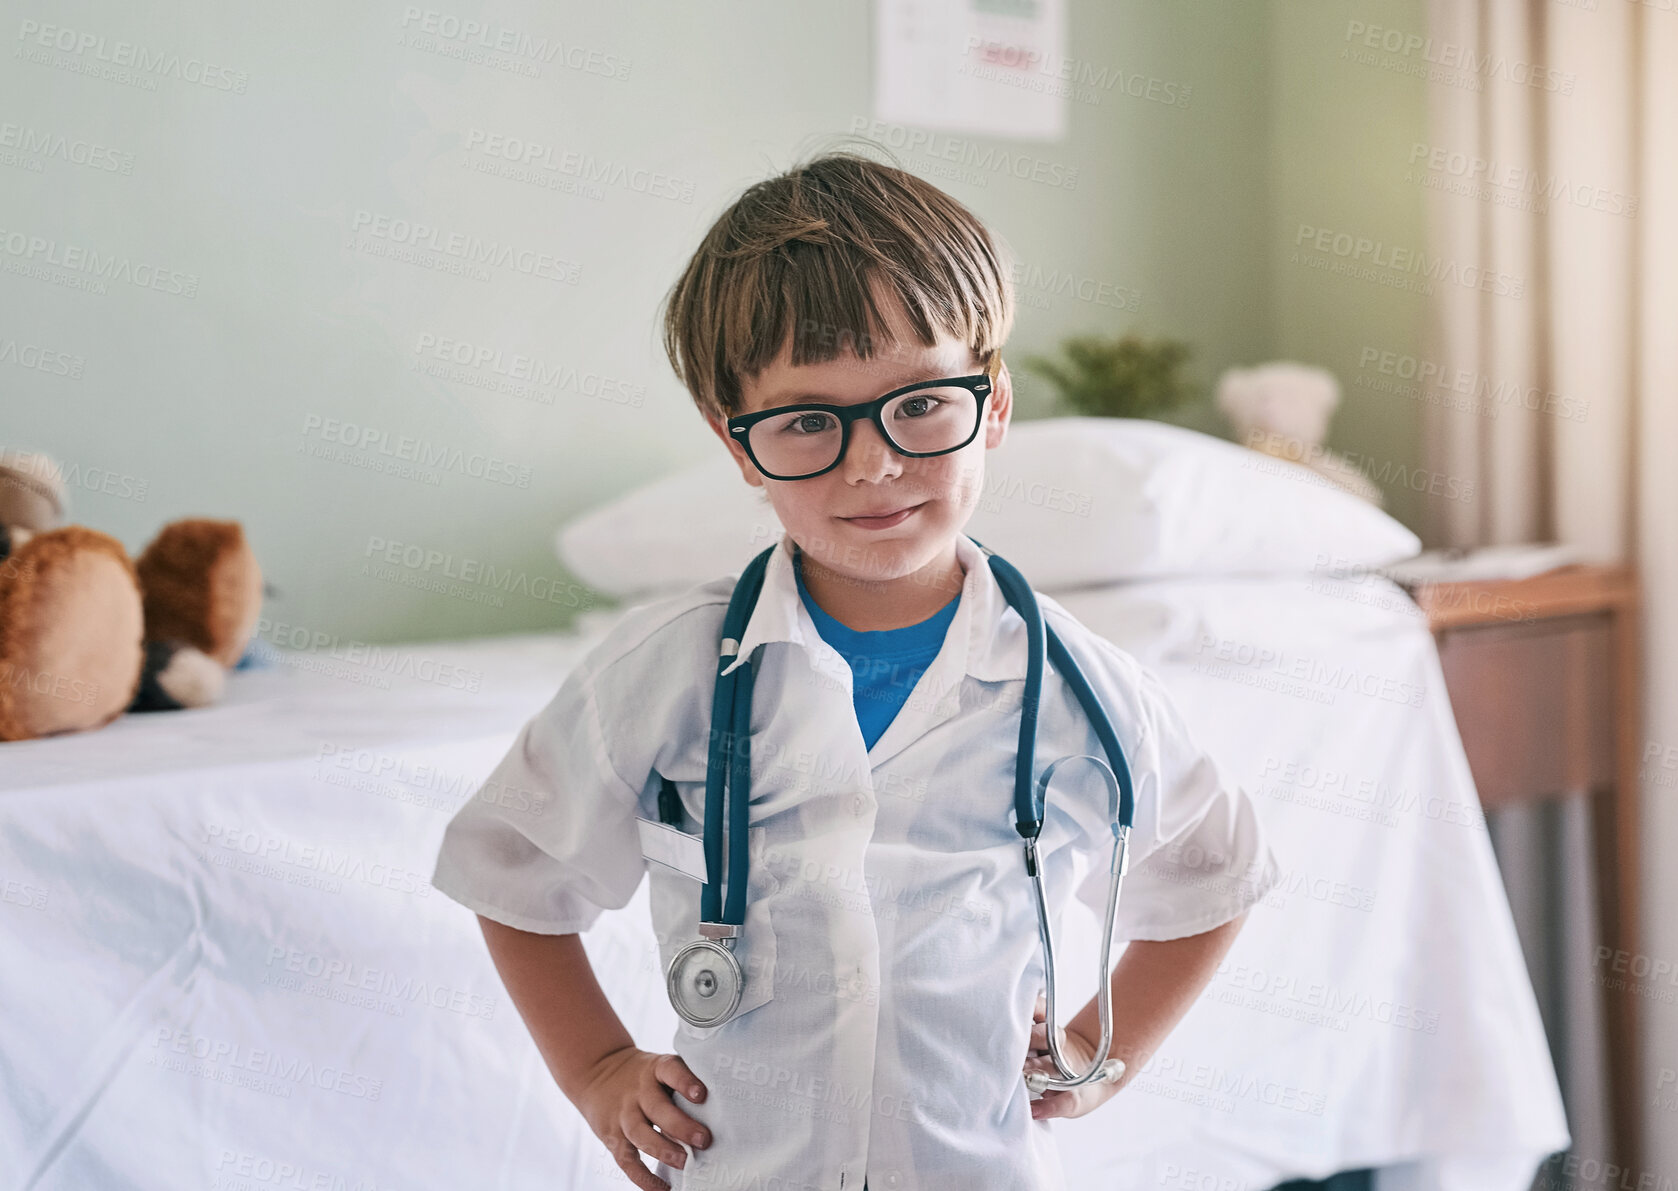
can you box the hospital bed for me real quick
[0,419,1568,1190]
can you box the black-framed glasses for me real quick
[727,351,1000,481]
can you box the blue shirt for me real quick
[793,549,961,751]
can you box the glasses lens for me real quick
[745,386,981,478]
[881,386,981,455]
[746,408,845,478]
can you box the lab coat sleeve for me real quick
[430,653,647,936]
[1076,663,1280,942]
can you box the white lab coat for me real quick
[431,531,1280,1191]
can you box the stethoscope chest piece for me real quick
[667,938,744,1028]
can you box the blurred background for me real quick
[3,0,1433,643]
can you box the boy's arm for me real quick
[1027,912,1247,1120]
[478,916,713,1189]
[478,917,634,1097]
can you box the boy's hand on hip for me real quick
[576,1045,710,1190]
[1023,993,1121,1121]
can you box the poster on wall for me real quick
[873,0,1069,142]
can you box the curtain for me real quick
[1420,0,1678,1183]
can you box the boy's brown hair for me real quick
[661,150,1015,425]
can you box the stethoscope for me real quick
[662,535,1136,1097]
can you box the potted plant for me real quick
[1022,333,1196,420]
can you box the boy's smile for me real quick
[708,289,1013,633]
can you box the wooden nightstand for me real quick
[1408,565,1642,1174]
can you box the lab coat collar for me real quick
[720,530,1028,686]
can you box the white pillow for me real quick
[557,456,782,599]
[556,418,1419,596]
[965,417,1420,587]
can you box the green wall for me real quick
[1266,0,1431,531]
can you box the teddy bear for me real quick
[1214,361,1384,505]
[0,450,263,742]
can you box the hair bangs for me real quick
[662,151,1014,422]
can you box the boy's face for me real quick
[707,293,1012,587]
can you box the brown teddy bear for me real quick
[0,451,263,742]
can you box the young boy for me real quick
[431,152,1280,1191]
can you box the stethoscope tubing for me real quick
[682,535,1137,1098]
[703,541,774,928]
[973,538,1136,834]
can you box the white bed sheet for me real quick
[0,579,1568,1190]
[0,628,667,1191]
